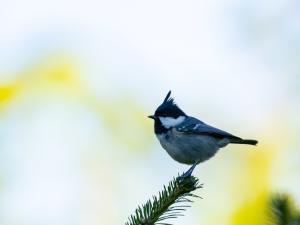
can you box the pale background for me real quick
[0,0,299,225]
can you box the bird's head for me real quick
[148,91,186,131]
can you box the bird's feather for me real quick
[176,117,242,140]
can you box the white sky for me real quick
[0,1,299,225]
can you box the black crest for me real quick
[154,91,186,118]
[163,90,172,103]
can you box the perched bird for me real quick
[148,91,258,177]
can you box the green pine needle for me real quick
[125,174,202,225]
[268,193,300,225]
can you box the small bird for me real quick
[148,91,258,177]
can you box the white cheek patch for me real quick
[159,116,185,129]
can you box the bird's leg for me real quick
[180,162,198,178]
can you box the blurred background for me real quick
[0,0,299,225]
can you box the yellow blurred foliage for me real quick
[230,192,268,225]
[21,55,81,91]
[0,83,21,108]
[0,55,152,151]
[228,124,287,225]
[0,55,81,110]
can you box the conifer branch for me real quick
[268,194,300,225]
[125,174,202,225]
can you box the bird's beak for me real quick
[148,115,156,120]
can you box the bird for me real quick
[148,91,258,177]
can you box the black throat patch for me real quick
[154,118,169,134]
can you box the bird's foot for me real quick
[179,163,197,179]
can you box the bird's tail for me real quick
[230,138,258,145]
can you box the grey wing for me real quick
[176,117,242,140]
